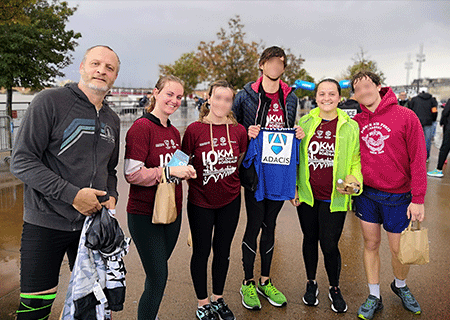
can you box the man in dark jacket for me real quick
[10,45,121,320]
[232,46,304,311]
[338,95,362,119]
[428,98,450,177]
[409,91,438,160]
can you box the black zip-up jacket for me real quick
[440,99,450,131]
[10,83,120,231]
[409,92,438,126]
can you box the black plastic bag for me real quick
[85,207,124,254]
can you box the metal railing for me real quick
[0,116,13,152]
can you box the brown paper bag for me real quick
[398,221,429,265]
[152,168,177,224]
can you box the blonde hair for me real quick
[198,80,237,125]
[145,75,184,113]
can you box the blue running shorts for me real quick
[353,186,412,233]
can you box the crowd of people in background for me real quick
[10,44,450,320]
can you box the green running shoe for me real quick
[240,280,261,310]
[256,278,287,307]
[390,281,422,315]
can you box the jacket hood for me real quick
[418,92,432,100]
[66,82,92,105]
[360,87,398,116]
[249,76,293,105]
[66,82,110,110]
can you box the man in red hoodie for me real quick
[350,72,426,320]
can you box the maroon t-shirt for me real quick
[265,91,285,129]
[308,117,338,200]
[181,121,247,209]
[125,117,183,216]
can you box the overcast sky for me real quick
[60,0,450,89]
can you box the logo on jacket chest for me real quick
[361,122,391,154]
[262,131,293,165]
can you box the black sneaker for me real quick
[302,280,319,306]
[211,298,235,320]
[196,304,218,320]
[328,286,348,313]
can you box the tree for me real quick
[344,47,386,84]
[197,15,262,89]
[159,52,206,104]
[0,0,35,24]
[0,0,81,118]
[282,49,315,98]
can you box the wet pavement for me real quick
[1,107,450,319]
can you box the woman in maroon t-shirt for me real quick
[182,80,247,320]
[124,75,196,320]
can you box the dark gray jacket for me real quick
[11,83,120,231]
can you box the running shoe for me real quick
[427,169,443,177]
[240,280,261,310]
[302,280,319,306]
[357,295,383,320]
[196,304,218,320]
[328,286,347,313]
[390,281,422,315]
[211,298,235,320]
[256,278,287,307]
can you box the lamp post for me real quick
[405,54,413,90]
[416,44,425,93]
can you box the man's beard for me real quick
[80,75,111,93]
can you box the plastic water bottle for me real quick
[294,80,316,91]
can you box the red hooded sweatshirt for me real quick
[353,87,427,204]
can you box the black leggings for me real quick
[242,189,284,280]
[128,213,181,320]
[437,126,450,170]
[297,201,346,287]
[187,195,241,300]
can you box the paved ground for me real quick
[1,111,450,319]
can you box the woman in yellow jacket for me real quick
[291,78,362,314]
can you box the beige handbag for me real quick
[152,168,177,224]
[398,221,429,265]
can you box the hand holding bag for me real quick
[398,220,429,265]
[152,167,177,224]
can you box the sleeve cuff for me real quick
[412,195,425,204]
[60,183,81,205]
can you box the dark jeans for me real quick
[297,201,346,287]
[242,188,284,280]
